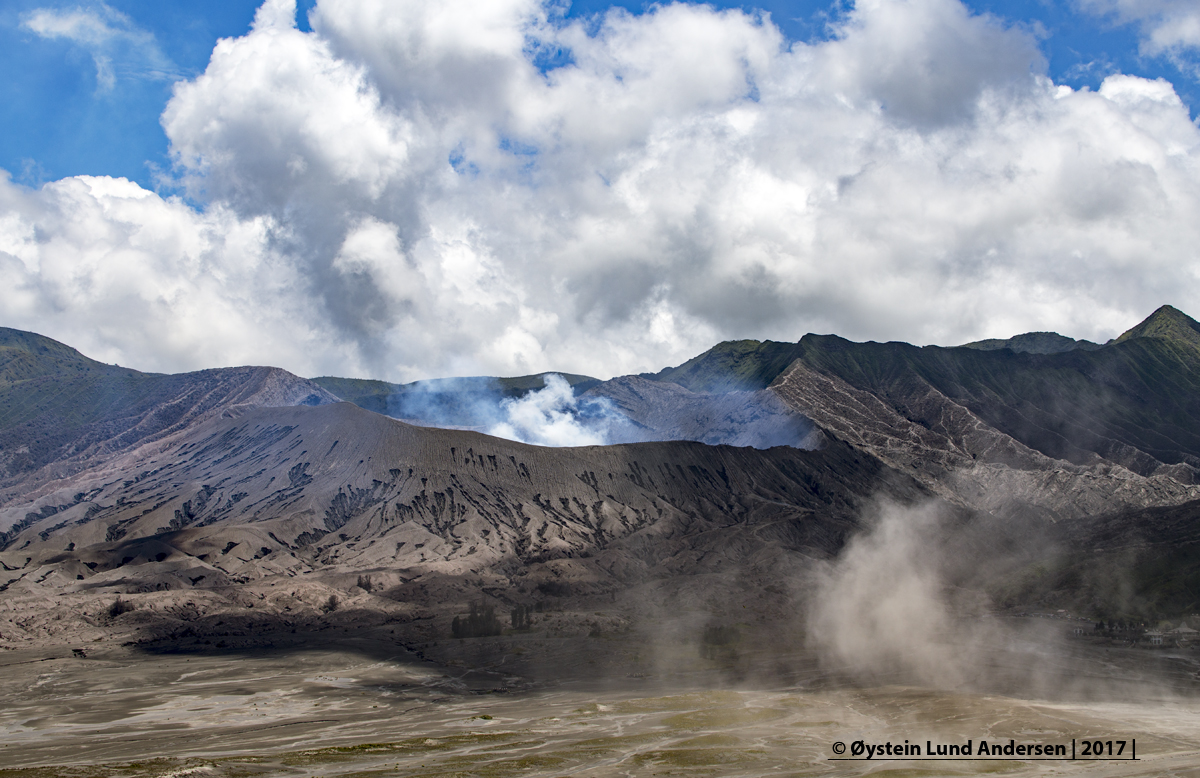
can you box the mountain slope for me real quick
[0,328,339,505]
[0,328,102,383]
[1114,304,1200,348]
[770,356,1199,521]
[636,307,1200,478]
[0,401,922,600]
[583,375,820,449]
[643,339,806,393]
[778,330,1200,476]
[6,310,1200,649]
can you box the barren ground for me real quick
[3,623,1199,777]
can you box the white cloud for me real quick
[3,0,1200,381]
[0,172,322,371]
[1078,0,1200,73]
[21,3,180,90]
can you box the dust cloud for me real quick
[797,497,1123,700]
[807,500,976,686]
[805,497,1200,702]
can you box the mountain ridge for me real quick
[1114,304,1200,349]
[958,331,1105,354]
[0,328,339,508]
[0,327,119,386]
[310,373,601,425]
[3,306,1200,651]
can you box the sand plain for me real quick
[3,627,1199,778]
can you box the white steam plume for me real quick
[487,374,626,447]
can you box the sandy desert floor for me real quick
[3,626,1200,778]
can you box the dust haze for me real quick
[807,500,975,687]
[804,496,1200,706]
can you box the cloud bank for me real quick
[3,0,1200,381]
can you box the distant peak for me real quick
[958,331,1103,355]
[1114,305,1200,348]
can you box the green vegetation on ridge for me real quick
[1114,304,1200,349]
[959,331,1105,354]
[644,339,806,393]
[0,328,171,477]
[641,305,1200,473]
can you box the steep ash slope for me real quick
[0,401,921,605]
[783,320,1200,476]
[646,306,1200,479]
[0,328,338,505]
[770,358,1199,520]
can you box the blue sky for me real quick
[2,0,1195,191]
[2,0,1200,381]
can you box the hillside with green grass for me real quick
[643,339,807,393]
[1114,304,1200,348]
[958,331,1105,354]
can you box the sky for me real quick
[1,0,1199,381]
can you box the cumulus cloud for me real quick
[0,172,323,370]
[1078,0,1200,68]
[3,0,1200,381]
[21,3,180,90]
